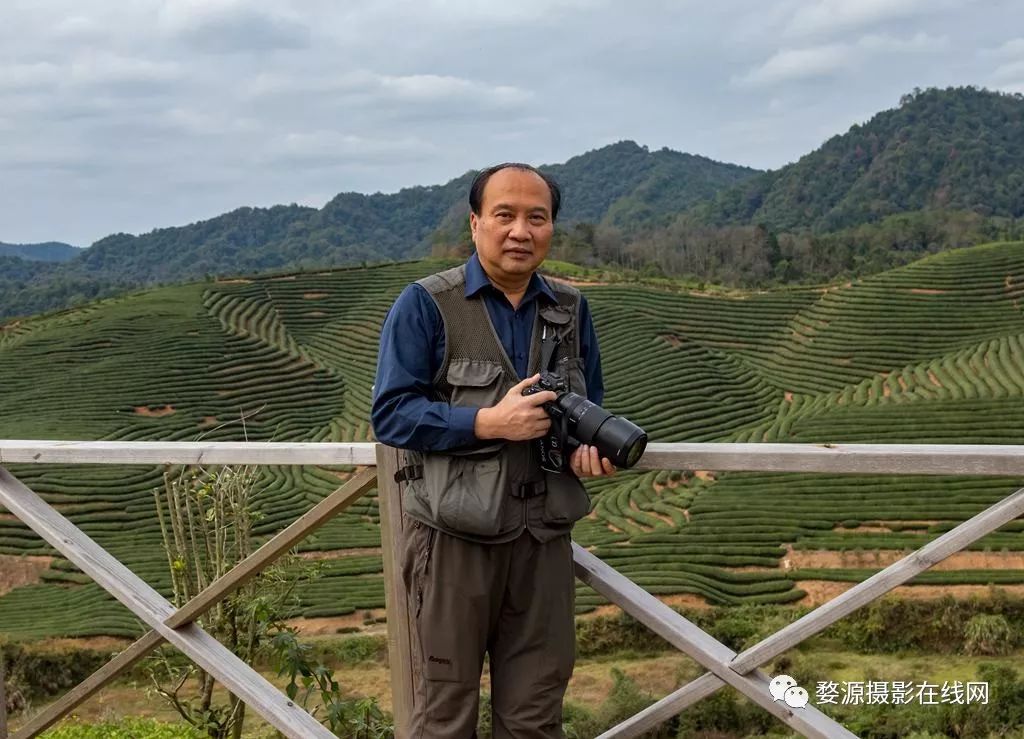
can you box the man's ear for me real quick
[469,212,479,243]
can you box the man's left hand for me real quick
[569,444,616,478]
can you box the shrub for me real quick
[963,614,1015,656]
[40,717,205,738]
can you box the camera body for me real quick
[522,370,648,474]
[521,371,574,472]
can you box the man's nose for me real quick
[508,217,531,241]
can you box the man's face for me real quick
[470,168,554,285]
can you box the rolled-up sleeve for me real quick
[371,284,480,451]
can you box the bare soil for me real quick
[797,580,1024,606]
[788,547,1024,570]
[133,404,175,417]
[927,370,944,387]
[543,275,609,288]
[0,554,54,596]
[302,292,329,299]
[296,547,382,560]
[909,288,948,295]
[286,610,388,636]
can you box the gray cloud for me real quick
[158,0,311,53]
[0,0,1021,246]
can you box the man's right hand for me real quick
[474,374,558,441]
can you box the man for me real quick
[372,163,614,738]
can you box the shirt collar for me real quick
[464,252,558,305]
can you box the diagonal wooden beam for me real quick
[10,631,163,739]
[1,467,377,738]
[594,672,721,739]
[166,467,378,628]
[596,486,1024,738]
[573,544,857,739]
[0,467,336,739]
[732,485,1024,672]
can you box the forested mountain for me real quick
[3,87,1023,322]
[0,144,755,321]
[0,242,79,262]
[694,86,1024,232]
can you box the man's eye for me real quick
[496,213,513,220]
[530,215,547,224]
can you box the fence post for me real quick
[376,445,415,739]
[1,639,8,739]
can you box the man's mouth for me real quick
[505,247,533,257]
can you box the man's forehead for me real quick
[480,168,552,210]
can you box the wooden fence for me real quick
[2,440,1024,738]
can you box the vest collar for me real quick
[464,252,558,306]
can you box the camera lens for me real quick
[555,393,648,468]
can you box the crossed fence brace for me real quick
[2,441,1024,739]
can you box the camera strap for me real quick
[538,304,575,373]
[539,323,561,373]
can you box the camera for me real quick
[522,371,648,473]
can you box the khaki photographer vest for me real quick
[399,263,592,544]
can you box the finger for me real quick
[521,390,558,406]
[510,374,542,394]
[579,445,593,476]
[569,447,584,476]
[589,445,601,476]
[600,457,616,475]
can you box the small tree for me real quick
[150,461,394,739]
[150,463,296,739]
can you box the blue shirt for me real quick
[372,253,605,451]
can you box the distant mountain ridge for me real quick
[0,242,79,262]
[0,143,756,321]
[3,86,1023,322]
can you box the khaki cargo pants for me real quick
[401,516,576,738]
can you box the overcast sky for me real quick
[2,0,1022,247]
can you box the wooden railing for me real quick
[2,441,1024,739]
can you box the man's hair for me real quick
[468,163,562,222]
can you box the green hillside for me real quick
[0,143,755,322]
[695,86,1024,232]
[2,244,1024,639]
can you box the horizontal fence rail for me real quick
[2,440,1024,739]
[5,440,1024,475]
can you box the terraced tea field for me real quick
[2,243,1024,639]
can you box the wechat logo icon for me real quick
[769,674,809,709]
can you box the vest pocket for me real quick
[446,358,506,409]
[409,447,518,538]
[541,470,591,526]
